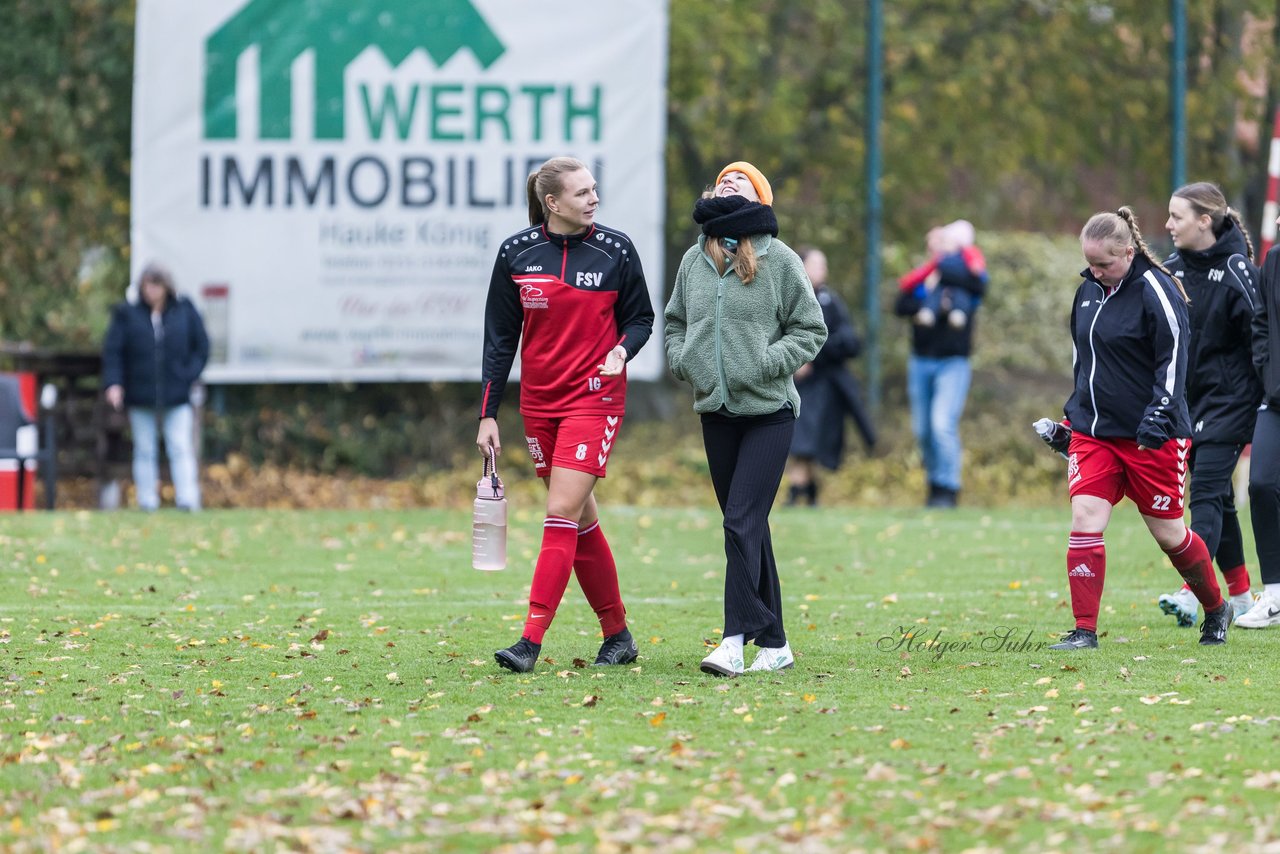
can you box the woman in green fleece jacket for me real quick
[664,161,828,677]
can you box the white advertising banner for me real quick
[132,0,668,382]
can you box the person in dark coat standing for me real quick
[102,262,210,511]
[1238,210,1280,629]
[786,247,876,506]
[1156,183,1261,627]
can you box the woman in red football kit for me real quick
[476,156,655,673]
[665,161,827,676]
[1038,207,1233,650]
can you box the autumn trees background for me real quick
[2,1,1276,494]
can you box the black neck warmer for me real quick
[693,195,779,239]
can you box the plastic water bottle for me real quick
[1033,418,1069,459]
[472,452,507,571]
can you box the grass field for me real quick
[1,504,1277,853]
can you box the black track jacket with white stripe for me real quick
[1164,217,1262,444]
[1064,254,1191,448]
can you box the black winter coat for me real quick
[1064,255,1191,447]
[792,285,875,468]
[1254,246,1280,407]
[1165,218,1262,444]
[102,297,210,408]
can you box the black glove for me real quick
[1032,418,1072,457]
[1135,418,1169,451]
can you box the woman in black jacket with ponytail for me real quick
[1155,183,1262,627]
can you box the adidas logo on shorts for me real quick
[1068,564,1095,578]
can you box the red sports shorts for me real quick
[1066,432,1189,519]
[521,413,623,478]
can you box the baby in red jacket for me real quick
[899,220,988,329]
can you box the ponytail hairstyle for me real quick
[526,156,589,227]
[1081,207,1187,302]
[1172,181,1256,261]
[698,188,760,284]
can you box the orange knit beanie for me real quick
[716,161,773,206]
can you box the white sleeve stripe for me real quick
[1228,271,1256,310]
[1144,270,1181,396]
[1226,255,1256,310]
[511,243,543,261]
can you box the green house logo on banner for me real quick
[203,0,505,140]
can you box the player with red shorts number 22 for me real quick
[1034,207,1233,650]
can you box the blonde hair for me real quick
[704,236,759,284]
[1081,207,1187,302]
[526,157,588,226]
[1172,181,1255,261]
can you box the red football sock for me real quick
[523,516,579,644]
[573,521,627,637]
[1164,529,1223,611]
[1220,563,1251,597]
[1067,532,1106,632]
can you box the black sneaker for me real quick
[592,628,638,666]
[1049,628,1098,650]
[1199,602,1233,646]
[494,638,541,673]
[926,485,958,508]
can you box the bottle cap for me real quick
[476,474,504,500]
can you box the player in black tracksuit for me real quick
[1156,185,1261,627]
[1242,234,1280,627]
[1040,208,1231,650]
[1061,255,1192,447]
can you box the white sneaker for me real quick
[1235,591,1280,629]
[747,643,795,672]
[1158,586,1198,628]
[1229,591,1256,621]
[700,644,744,677]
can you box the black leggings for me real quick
[1249,407,1280,584]
[701,408,794,647]
[1188,442,1247,568]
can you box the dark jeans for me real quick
[1188,442,1246,567]
[701,407,794,647]
[1249,408,1280,584]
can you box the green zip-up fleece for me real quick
[664,234,827,416]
